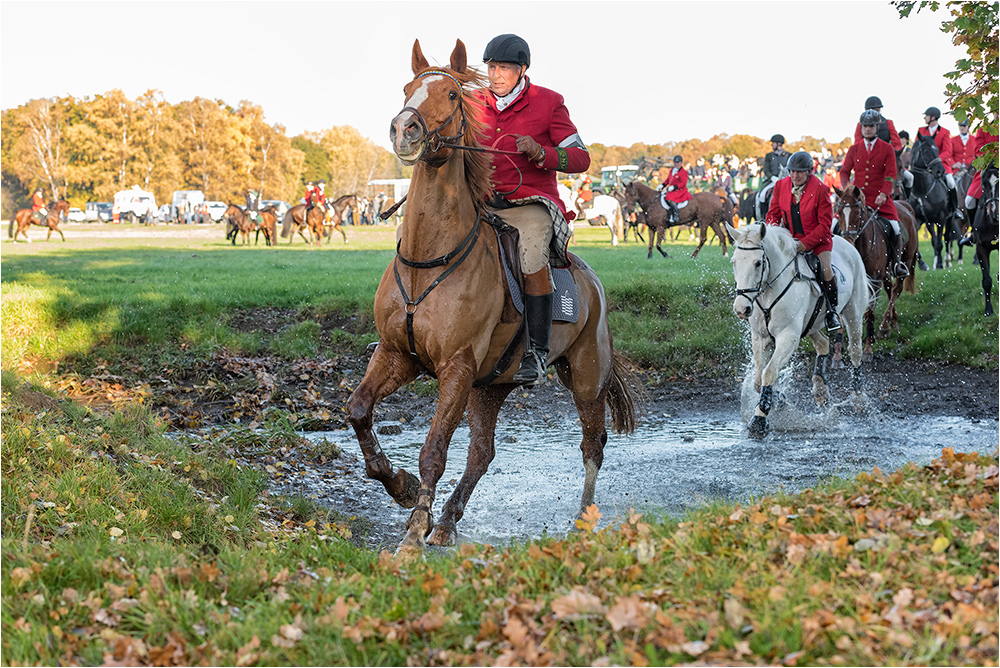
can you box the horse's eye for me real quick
[754,260,761,268]
[449,90,458,101]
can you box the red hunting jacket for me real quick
[968,128,1000,198]
[839,137,899,220]
[32,191,45,212]
[950,133,976,169]
[662,167,693,203]
[854,117,902,152]
[917,125,955,174]
[474,78,590,219]
[765,175,833,253]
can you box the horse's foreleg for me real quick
[749,331,798,438]
[338,224,348,244]
[346,347,421,507]
[401,350,477,551]
[657,226,668,258]
[978,246,994,316]
[428,384,512,546]
[647,227,655,259]
[691,224,707,259]
[573,386,610,517]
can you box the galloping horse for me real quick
[223,204,255,246]
[970,166,999,315]
[347,39,637,554]
[281,203,326,246]
[9,199,70,242]
[834,186,918,360]
[322,194,356,244]
[624,182,731,259]
[728,223,872,438]
[908,133,960,269]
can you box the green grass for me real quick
[3,224,995,380]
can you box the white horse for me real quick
[557,183,623,246]
[727,223,874,439]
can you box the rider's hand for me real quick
[515,135,545,165]
[666,186,676,192]
[796,241,807,253]
[874,192,887,206]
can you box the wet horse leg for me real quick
[807,330,831,406]
[400,350,478,550]
[427,384,512,546]
[978,244,995,316]
[554,355,610,518]
[347,347,422,507]
[748,329,798,439]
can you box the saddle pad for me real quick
[498,236,578,323]
[799,246,856,310]
[659,193,690,210]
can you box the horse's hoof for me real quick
[388,468,420,508]
[393,543,424,564]
[747,416,767,440]
[861,352,873,364]
[427,523,457,546]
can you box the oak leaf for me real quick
[551,589,606,619]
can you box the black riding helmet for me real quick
[865,95,883,110]
[770,134,785,145]
[859,109,881,126]
[787,151,813,172]
[483,34,530,67]
[672,155,683,163]
[924,106,941,121]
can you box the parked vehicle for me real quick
[171,190,205,223]
[85,201,113,222]
[112,186,157,224]
[156,204,171,223]
[66,207,86,222]
[203,201,228,222]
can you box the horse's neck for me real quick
[762,243,796,289]
[398,158,478,256]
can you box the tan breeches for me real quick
[817,251,833,281]
[489,203,553,276]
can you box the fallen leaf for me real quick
[551,589,606,619]
[605,595,649,631]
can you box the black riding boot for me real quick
[513,292,553,386]
[667,202,680,225]
[822,278,842,331]
[891,231,909,277]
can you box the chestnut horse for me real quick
[9,199,70,242]
[834,186,918,360]
[623,182,731,259]
[223,204,255,246]
[281,204,326,246]
[347,39,638,554]
[322,194,356,244]
[256,205,278,246]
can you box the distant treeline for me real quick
[1,89,851,217]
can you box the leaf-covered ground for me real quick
[2,376,997,666]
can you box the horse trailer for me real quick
[171,190,205,224]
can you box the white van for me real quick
[113,186,157,223]
[171,190,205,223]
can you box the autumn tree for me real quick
[894,0,998,165]
[235,101,303,203]
[2,97,70,201]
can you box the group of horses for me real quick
[223,194,359,247]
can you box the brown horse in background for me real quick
[256,205,278,246]
[835,186,918,360]
[281,204,326,246]
[9,199,70,242]
[323,194,356,243]
[347,38,637,555]
[623,182,731,259]
[223,204,255,246]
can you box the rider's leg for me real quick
[960,195,979,246]
[755,182,773,222]
[946,173,962,219]
[886,217,909,277]
[818,251,842,331]
[497,203,555,385]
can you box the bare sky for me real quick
[1,0,967,152]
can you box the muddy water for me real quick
[303,391,997,547]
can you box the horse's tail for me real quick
[281,210,294,238]
[902,272,917,295]
[7,218,13,239]
[606,350,640,434]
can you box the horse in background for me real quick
[970,166,999,315]
[256,205,279,246]
[347,38,637,554]
[834,186,918,360]
[624,181,731,259]
[323,194,356,243]
[908,133,960,269]
[281,203,326,246]
[9,199,70,242]
[224,204,255,246]
[727,223,873,439]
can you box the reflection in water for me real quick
[308,407,997,547]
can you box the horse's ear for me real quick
[758,222,767,239]
[412,39,429,74]
[450,39,467,74]
[833,186,842,197]
[725,222,740,240]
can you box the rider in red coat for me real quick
[474,33,591,386]
[918,106,962,219]
[960,126,1000,246]
[657,155,692,223]
[950,120,976,172]
[841,110,908,277]
[766,151,841,331]
[853,96,902,152]
[31,188,47,220]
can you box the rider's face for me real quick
[924,114,934,125]
[488,62,525,97]
[790,171,809,187]
[861,124,878,140]
[772,142,782,152]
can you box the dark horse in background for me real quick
[9,199,70,242]
[908,134,961,269]
[834,186,919,360]
[623,181,731,259]
[970,166,999,315]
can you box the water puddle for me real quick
[302,406,997,547]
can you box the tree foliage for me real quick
[893,0,998,166]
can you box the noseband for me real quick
[836,198,878,242]
[733,240,800,334]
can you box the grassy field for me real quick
[1,222,998,666]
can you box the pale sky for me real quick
[1,0,967,152]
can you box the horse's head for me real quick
[912,134,944,177]
[727,223,794,319]
[224,204,243,219]
[391,39,484,166]
[52,199,70,214]
[833,185,869,239]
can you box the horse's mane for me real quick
[414,64,492,207]
[330,194,356,205]
[758,223,798,258]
